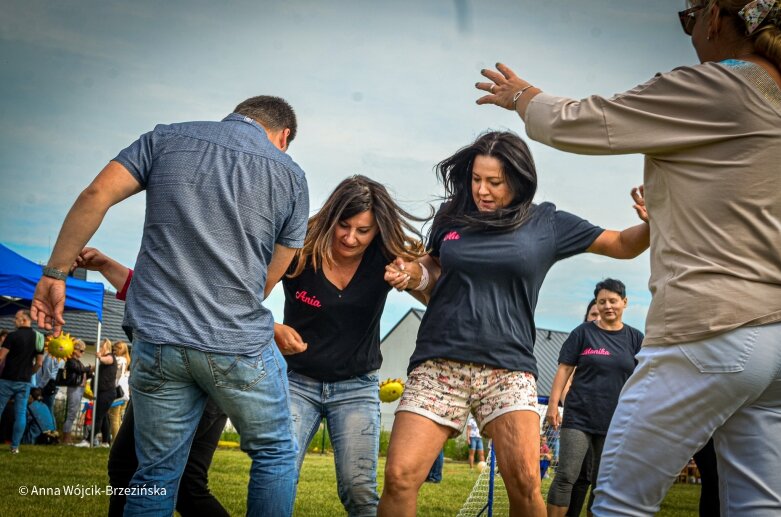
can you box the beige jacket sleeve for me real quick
[524,63,748,156]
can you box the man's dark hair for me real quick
[594,278,626,299]
[233,96,297,143]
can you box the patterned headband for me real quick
[739,0,781,34]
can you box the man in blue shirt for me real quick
[31,96,309,516]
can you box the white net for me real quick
[456,448,510,517]
[457,403,561,517]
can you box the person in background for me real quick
[0,310,44,453]
[36,345,62,416]
[61,339,89,444]
[545,279,643,516]
[564,299,600,517]
[108,340,130,442]
[425,450,445,484]
[76,338,116,447]
[466,415,485,469]
[23,387,56,444]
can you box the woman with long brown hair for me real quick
[276,174,424,516]
[379,131,648,517]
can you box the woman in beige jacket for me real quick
[476,1,781,515]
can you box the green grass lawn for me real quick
[0,446,700,516]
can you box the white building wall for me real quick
[378,311,422,431]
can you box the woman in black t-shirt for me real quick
[545,279,643,517]
[379,131,649,517]
[275,175,425,516]
[83,338,116,447]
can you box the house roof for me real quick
[0,291,128,344]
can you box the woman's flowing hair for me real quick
[289,175,428,277]
[431,131,538,237]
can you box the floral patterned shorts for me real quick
[396,358,538,436]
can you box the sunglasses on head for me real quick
[678,2,706,35]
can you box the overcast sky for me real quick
[0,0,696,336]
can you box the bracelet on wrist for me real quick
[412,263,430,292]
[512,85,534,109]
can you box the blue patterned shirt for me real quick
[114,113,309,355]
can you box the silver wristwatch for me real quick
[42,266,68,281]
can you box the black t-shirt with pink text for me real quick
[282,238,392,381]
[410,202,604,377]
[559,321,644,434]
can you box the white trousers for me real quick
[592,321,781,516]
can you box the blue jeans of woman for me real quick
[288,370,381,517]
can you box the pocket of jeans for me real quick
[207,353,267,391]
[679,327,758,373]
[129,342,166,393]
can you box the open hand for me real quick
[31,277,67,335]
[475,62,533,111]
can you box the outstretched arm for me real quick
[587,186,649,259]
[475,62,541,119]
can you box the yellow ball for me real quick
[379,378,404,403]
[47,333,75,359]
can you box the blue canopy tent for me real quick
[0,242,106,445]
[0,243,104,319]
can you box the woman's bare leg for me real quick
[377,412,451,517]
[484,411,546,517]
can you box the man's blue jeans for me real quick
[0,379,31,449]
[288,370,381,517]
[125,339,298,517]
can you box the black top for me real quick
[1,327,41,381]
[410,202,604,376]
[283,238,392,381]
[559,321,644,435]
[64,357,89,386]
[97,354,118,393]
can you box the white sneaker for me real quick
[99,443,111,448]
[74,440,91,448]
